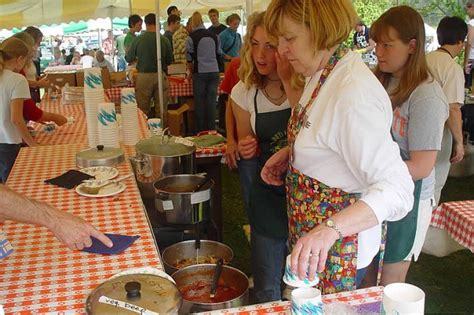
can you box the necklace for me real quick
[263,83,285,101]
[266,76,281,82]
[438,47,454,59]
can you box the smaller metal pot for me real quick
[154,174,214,225]
[76,145,124,167]
[162,240,234,275]
[172,264,249,314]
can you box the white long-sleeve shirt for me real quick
[292,51,414,268]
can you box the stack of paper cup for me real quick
[84,67,105,147]
[120,88,139,145]
[147,118,162,137]
[97,102,120,148]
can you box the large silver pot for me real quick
[85,273,182,314]
[162,240,234,275]
[172,264,249,314]
[154,174,214,225]
[130,133,196,198]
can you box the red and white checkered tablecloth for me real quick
[431,200,474,252]
[31,98,149,146]
[196,286,383,315]
[169,78,225,97]
[0,143,162,313]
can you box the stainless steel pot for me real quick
[154,174,214,225]
[162,240,234,275]
[85,273,182,314]
[130,132,196,198]
[172,264,249,314]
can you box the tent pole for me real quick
[245,0,253,18]
[156,0,165,127]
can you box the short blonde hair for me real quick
[265,0,357,50]
[191,11,203,29]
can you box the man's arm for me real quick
[0,185,112,250]
[447,103,464,163]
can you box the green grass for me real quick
[221,166,474,313]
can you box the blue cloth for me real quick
[251,228,287,303]
[82,233,140,255]
[117,55,127,71]
[237,158,258,216]
[0,143,21,183]
[192,72,220,132]
[219,28,241,57]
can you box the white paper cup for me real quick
[283,254,319,288]
[147,118,162,136]
[291,287,323,315]
[382,283,425,315]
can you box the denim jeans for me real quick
[237,158,258,216]
[251,228,287,303]
[0,143,21,183]
[192,72,220,132]
[117,55,127,72]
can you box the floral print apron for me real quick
[286,50,384,294]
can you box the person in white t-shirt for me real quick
[231,12,303,302]
[372,6,448,285]
[0,37,38,183]
[263,1,414,293]
[427,16,467,205]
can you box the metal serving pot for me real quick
[130,132,196,198]
[154,174,214,225]
[85,273,182,314]
[172,264,249,314]
[162,240,234,275]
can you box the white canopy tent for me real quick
[0,0,271,30]
[0,0,270,127]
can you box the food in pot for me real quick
[174,255,227,269]
[179,280,240,303]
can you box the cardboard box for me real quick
[167,103,190,136]
[76,67,111,89]
[46,72,76,87]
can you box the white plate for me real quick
[75,180,126,198]
[80,166,119,181]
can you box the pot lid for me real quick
[76,145,125,167]
[136,135,195,157]
[86,274,182,314]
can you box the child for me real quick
[371,6,449,284]
[0,37,38,183]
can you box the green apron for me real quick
[248,89,291,239]
[384,180,422,263]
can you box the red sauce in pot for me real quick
[180,280,240,303]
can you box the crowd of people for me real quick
[0,0,470,306]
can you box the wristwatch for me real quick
[325,219,343,240]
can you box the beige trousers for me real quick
[135,72,169,123]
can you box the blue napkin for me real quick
[82,233,140,255]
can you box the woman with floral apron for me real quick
[263,0,415,293]
[231,12,303,302]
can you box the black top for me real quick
[207,24,227,35]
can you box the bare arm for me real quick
[446,103,464,163]
[231,98,258,159]
[404,150,438,180]
[10,99,37,147]
[39,111,67,126]
[366,38,376,52]
[0,185,113,250]
[225,98,239,169]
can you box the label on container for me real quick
[98,296,159,315]
[191,190,210,204]
[161,200,174,211]
[0,231,14,259]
